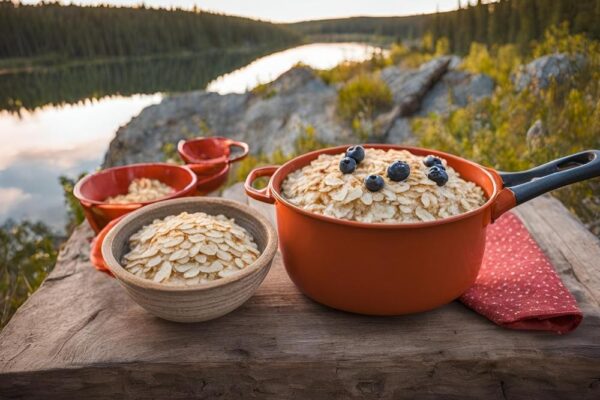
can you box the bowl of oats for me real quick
[74,163,198,233]
[101,197,278,322]
[245,144,600,315]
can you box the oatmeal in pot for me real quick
[122,211,260,285]
[281,146,487,223]
[105,178,173,204]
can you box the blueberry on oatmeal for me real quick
[339,157,357,174]
[427,166,449,186]
[346,145,365,163]
[365,174,385,192]
[387,161,410,182]
[423,155,444,168]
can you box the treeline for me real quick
[287,15,429,40]
[289,0,600,53]
[0,1,299,60]
[430,0,600,53]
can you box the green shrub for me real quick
[413,26,600,236]
[59,173,87,234]
[337,74,392,121]
[0,220,58,328]
[317,52,390,85]
[251,82,277,99]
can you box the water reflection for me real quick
[0,47,277,113]
[0,43,381,230]
[208,42,383,93]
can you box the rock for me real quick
[526,119,545,149]
[385,118,415,145]
[221,182,248,205]
[103,55,494,167]
[384,61,494,144]
[514,53,585,92]
[419,70,494,116]
[369,56,453,141]
[104,67,351,167]
[380,56,452,117]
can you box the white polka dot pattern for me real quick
[460,212,582,334]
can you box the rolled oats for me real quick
[106,178,173,204]
[121,212,260,285]
[281,148,486,223]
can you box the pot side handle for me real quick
[244,165,279,204]
[492,149,600,219]
[224,139,250,163]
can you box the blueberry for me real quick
[427,166,449,186]
[423,155,444,168]
[346,145,365,163]
[387,161,410,182]
[339,157,357,174]
[364,174,385,192]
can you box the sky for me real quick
[21,0,463,23]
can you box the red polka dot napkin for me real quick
[460,212,583,334]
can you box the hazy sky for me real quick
[21,0,463,22]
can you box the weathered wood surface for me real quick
[1,192,599,399]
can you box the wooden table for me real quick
[1,190,599,399]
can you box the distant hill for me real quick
[0,1,299,61]
[287,0,600,53]
[287,15,431,41]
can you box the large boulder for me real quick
[417,70,494,116]
[380,56,452,117]
[103,55,495,166]
[514,53,585,92]
[385,61,495,144]
[103,67,350,167]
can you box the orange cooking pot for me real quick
[244,144,600,315]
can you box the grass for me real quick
[0,221,58,328]
[337,73,393,121]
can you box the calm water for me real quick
[0,43,381,231]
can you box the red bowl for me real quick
[74,163,198,233]
[178,137,249,167]
[178,137,247,193]
[187,162,231,195]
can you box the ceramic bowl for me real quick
[74,163,198,233]
[101,197,278,322]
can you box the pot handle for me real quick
[492,149,600,219]
[244,165,278,204]
[89,217,122,277]
[224,139,250,163]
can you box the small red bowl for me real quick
[187,162,231,195]
[178,137,249,167]
[178,137,248,194]
[74,163,198,233]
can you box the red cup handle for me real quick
[225,139,249,163]
[244,165,278,204]
[89,217,123,277]
[177,139,228,167]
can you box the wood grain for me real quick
[0,191,599,399]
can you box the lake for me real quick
[0,43,382,231]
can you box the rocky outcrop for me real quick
[372,56,453,142]
[103,56,494,167]
[514,53,585,92]
[385,66,494,144]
